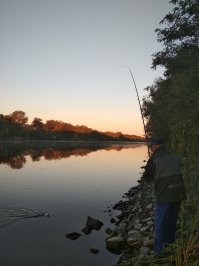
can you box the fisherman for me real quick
[142,137,186,254]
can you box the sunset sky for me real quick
[0,0,172,136]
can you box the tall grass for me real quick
[165,129,199,265]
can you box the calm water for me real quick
[0,142,147,266]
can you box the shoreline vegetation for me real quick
[0,140,144,144]
[107,0,199,265]
[0,111,144,143]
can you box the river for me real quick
[0,141,147,266]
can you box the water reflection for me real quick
[0,141,143,169]
[0,142,147,266]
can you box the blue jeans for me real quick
[154,202,181,254]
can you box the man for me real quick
[142,137,186,254]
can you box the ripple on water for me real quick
[0,208,49,227]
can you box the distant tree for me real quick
[10,111,28,126]
[31,117,44,131]
[3,114,12,122]
[44,120,64,131]
[74,125,92,133]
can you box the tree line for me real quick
[142,0,198,263]
[0,111,143,142]
[142,0,198,194]
[143,0,198,146]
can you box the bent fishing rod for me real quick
[121,65,150,157]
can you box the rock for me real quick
[134,223,142,230]
[106,235,125,252]
[110,217,116,224]
[121,247,132,254]
[90,247,99,254]
[134,218,140,224]
[146,203,153,210]
[105,228,114,235]
[127,234,143,247]
[140,225,150,233]
[118,221,127,231]
[127,214,134,221]
[82,216,103,235]
[141,217,152,223]
[116,213,124,220]
[105,182,155,264]
[147,220,154,227]
[65,232,81,240]
[127,230,139,236]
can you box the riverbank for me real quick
[105,180,155,265]
[105,177,198,266]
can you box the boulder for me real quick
[147,220,154,227]
[106,235,125,252]
[127,230,139,236]
[146,203,153,210]
[141,217,152,223]
[65,232,81,240]
[140,225,150,233]
[90,247,99,254]
[82,216,103,235]
[105,228,114,235]
[110,217,116,224]
[134,223,142,230]
[127,234,143,247]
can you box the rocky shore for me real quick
[105,180,155,265]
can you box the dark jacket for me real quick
[142,146,186,203]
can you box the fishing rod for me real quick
[121,65,150,157]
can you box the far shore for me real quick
[0,139,145,144]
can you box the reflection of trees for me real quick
[0,142,144,169]
[7,155,26,169]
[29,150,42,161]
[43,148,91,160]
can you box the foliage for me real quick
[0,112,143,142]
[10,110,28,126]
[142,0,199,265]
[143,48,199,140]
[143,0,199,141]
[152,0,199,73]
[31,117,44,131]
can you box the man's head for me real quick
[149,137,165,153]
